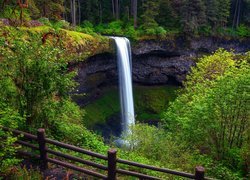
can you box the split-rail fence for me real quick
[3,127,210,180]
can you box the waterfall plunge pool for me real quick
[80,85,178,140]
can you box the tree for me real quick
[204,0,219,28]
[140,0,160,29]
[157,0,180,28]
[71,0,76,26]
[132,0,137,28]
[217,0,231,27]
[180,0,206,34]
[163,50,250,171]
[115,0,119,20]
[36,0,65,20]
[0,40,79,129]
[0,102,23,174]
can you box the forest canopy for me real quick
[0,0,250,37]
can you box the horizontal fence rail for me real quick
[2,127,210,180]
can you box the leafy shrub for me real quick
[0,103,23,174]
[75,26,96,36]
[123,124,197,171]
[199,25,212,36]
[81,20,94,29]
[97,21,124,35]
[140,26,167,38]
[236,24,250,37]
[37,17,52,26]
[0,40,78,130]
[0,6,30,21]
[124,25,137,39]
[7,166,42,179]
[155,26,167,37]
[52,20,70,30]
[95,23,106,34]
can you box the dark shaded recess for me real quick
[135,50,181,58]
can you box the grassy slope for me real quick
[84,86,178,128]
[0,25,112,62]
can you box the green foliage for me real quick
[236,24,250,37]
[163,49,250,178]
[0,5,31,23]
[7,166,42,179]
[123,124,196,170]
[37,17,52,26]
[52,20,70,30]
[199,25,212,36]
[0,103,23,174]
[0,40,80,131]
[140,0,160,29]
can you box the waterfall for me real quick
[111,37,135,135]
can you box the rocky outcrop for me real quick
[71,37,250,94]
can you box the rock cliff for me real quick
[71,37,250,94]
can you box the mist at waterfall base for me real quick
[111,37,135,147]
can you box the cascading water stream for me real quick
[111,37,135,136]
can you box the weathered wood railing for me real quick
[3,127,209,179]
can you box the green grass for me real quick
[83,85,178,128]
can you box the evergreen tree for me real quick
[217,0,231,27]
[181,0,206,34]
[35,0,64,20]
[204,0,219,28]
[157,0,180,29]
[140,0,160,29]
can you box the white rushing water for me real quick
[111,37,135,135]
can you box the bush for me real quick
[7,166,42,179]
[0,40,78,130]
[37,17,52,26]
[140,26,167,38]
[236,24,250,37]
[52,20,70,30]
[0,103,23,174]
[81,20,94,29]
[199,25,212,36]
[155,26,167,37]
[123,124,197,171]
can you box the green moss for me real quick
[0,25,112,62]
[83,88,120,127]
[83,86,178,128]
[62,29,94,42]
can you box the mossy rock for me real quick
[0,25,112,62]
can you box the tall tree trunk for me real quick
[112,0,115,18]
[43,0,47,17]
[130,0,133,16]
[99,0,103,23]
[233,0,239,28]
[115,0,119,20]
[78,0,81,25]
[133,0,137,28]
[71,0,76,26]
[236,0,242,27]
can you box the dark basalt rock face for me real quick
[71,37,250,95]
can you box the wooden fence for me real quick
[3,127,209,180]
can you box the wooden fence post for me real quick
[37,128,48,170]
[107,149,117,180]
[195,166,205,180]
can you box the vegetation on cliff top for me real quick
[0,24,112,62]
